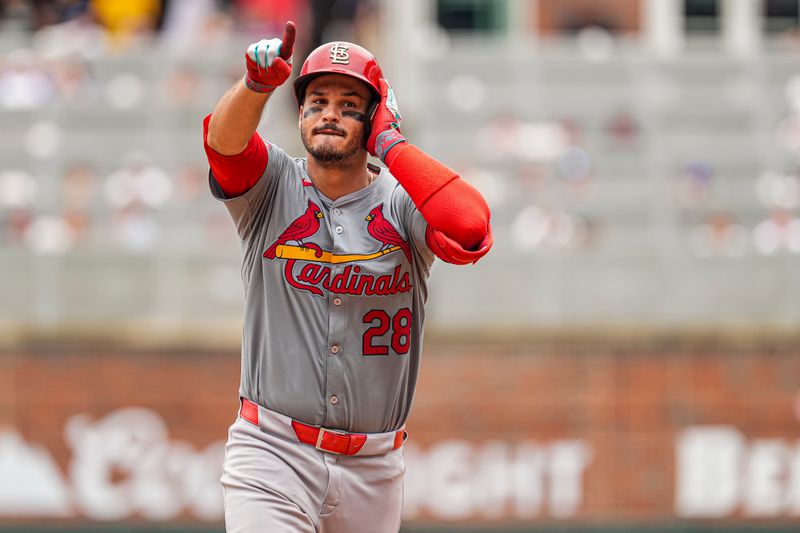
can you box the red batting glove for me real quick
[244,21,296,93]
[367,78,408,162]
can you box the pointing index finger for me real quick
[281,21,296,60]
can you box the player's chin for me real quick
[308,144,345,162]
[319,134,357,152]
[316,132,350,146]
[309,141,361,164]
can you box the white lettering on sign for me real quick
[0,409,225,521]
[675,426,743,517]
[744,440,788,516]
[0,410,592,523]
[65,408,224,521]
[402,439,593,520]
[0,429,73,517]
[675,426,800,517]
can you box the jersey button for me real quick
[331,345,340,354]
[330,395,339,405]
[335,225,343,234]
[333,208,341,216]
[333,297,342,306]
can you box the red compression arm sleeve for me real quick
[385,143,492,257]
[202,113,268,197]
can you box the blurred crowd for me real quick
[0,0,379,56]
[0,156,235,254]
[0,0,380,256]
[469,106,800,257]
[2,0,800,260]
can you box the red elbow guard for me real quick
[385,143,458,209]
[203,113,268,197]
[426,224,493,265]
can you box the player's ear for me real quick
[298,106,303,130]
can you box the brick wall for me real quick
[1,337,799,528]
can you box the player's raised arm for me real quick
[203,21,296,197]
[208,21,295,154]
[367,79,493,265]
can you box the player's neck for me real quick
[306,152,372,200]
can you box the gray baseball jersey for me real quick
[212,142,435,434]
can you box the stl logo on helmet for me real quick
[329,43,350,65]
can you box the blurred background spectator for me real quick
[675,160,714,208]
[104,152,171,211]
[0,48,56,109]
[752,207,800,255]
[91,0,160,50]
[688,210,748,257]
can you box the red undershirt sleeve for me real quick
[202,113,268,198]
[384,143,493,264]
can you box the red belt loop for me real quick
[393,429,406,450]
[240,398,259,425]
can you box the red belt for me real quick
[240,398,405,456]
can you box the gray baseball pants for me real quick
[221,414,406,532]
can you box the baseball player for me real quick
[203,21,492,533]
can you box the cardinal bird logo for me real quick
[365,203,412,262]
[263,200,324,259]
[263,200,413,297]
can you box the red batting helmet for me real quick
[293,41,383,107]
